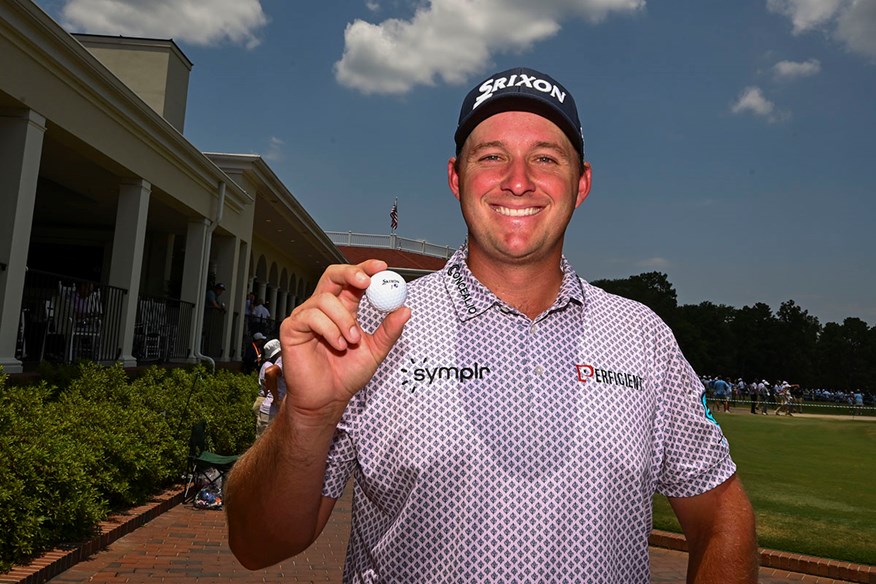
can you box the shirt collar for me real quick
[441,244,585,322]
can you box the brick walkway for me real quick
[31,487,866,584]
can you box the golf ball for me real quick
[366,270,407,312]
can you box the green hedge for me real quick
[0,363,258,573]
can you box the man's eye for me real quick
[535,155,558,164]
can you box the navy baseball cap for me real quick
[454,67,585,160]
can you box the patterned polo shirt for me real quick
[322,246,736,583]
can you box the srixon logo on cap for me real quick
[472,73,567,110]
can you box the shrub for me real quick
[0,363,258,573]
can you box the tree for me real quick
[674,301,737,375]
[730,303,778,381]
[591,272,678,325]
[816,317,873,391]
[774,300,820,386]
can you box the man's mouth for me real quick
[492,205,541,217]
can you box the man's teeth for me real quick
[494,206,540,217]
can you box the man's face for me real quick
[448,110,591,267]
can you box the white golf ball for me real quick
[366,270,407,312]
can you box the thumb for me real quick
[369,307,411,362]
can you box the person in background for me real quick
[758,380,770,415]
[748,378,758,414]
[242,332,267,375]
[853,389,864,416]
[256,339,285,438]
[713,376,732,413]
[206,282,227,313]
[69,281,102,329]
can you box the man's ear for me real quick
[575,162,592,208]
[448,157,462,202]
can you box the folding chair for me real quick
[183,421,239,503]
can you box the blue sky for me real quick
[35,0,876,326]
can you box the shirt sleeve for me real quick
[321,305,385,499]
[321,392,363,499]
[653,324,737,498]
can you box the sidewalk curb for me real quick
[649,530,876,583]
[0,486,184,584]
[2,491,872,584]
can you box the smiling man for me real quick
[225,67,758,583]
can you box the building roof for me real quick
[337,246,448,272]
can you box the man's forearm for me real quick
[225,410,338,569]
[670,475,758,583]
[685,521,759,583]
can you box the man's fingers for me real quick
[317,260,388,297]
[289,292,362,350]
[369,306,411,361]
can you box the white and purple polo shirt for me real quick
[322,246,735,583]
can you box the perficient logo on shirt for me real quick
[401,357,491,393]
[576,363,644,391]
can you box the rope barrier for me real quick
[709,398,874,416]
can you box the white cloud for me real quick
[731,86,791,123]
[366,1,381,12]
[767,0,876,60]
[264,136,285,163]
[766,0,844,33]
[636,257,672,269]
[835,0,876,59]
[57,0,268,49]
[334,0,645,95]
[773,58,821,79]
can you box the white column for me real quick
[212,234,237,361]
[276,290,288,322]
[0,110,47,374]
[162,233,175,296]
[268,286,279,320]
[182,219,208,360]
[256,280,267,306]
[233,240,251,358]
[108,179,151,366]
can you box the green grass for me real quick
[652,412,876,565]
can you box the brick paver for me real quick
[38,487,861,583]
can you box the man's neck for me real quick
[466,250,565,320]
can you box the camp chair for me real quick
[183,421,239,502]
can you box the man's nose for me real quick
[500,158,535,196]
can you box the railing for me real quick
[201,306,225,359]
[244,315,279,341]
[18,268,126,364]
[134,296,194,362]
[326,231,456,259]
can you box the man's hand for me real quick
[227,260,410,569]
[279,259,411,426]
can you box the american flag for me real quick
[390,199,398,232]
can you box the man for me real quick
[256,339,285,438]
[206,282,226,312]
[225,67,757,582]
[747,378,758,414]
[853,389,864,416]
[249,298,271,336]
[252,298,271,320]
[242,332,266,375]
[758,380,770,415]
[774,381,797,416]
[713,376,732,413]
